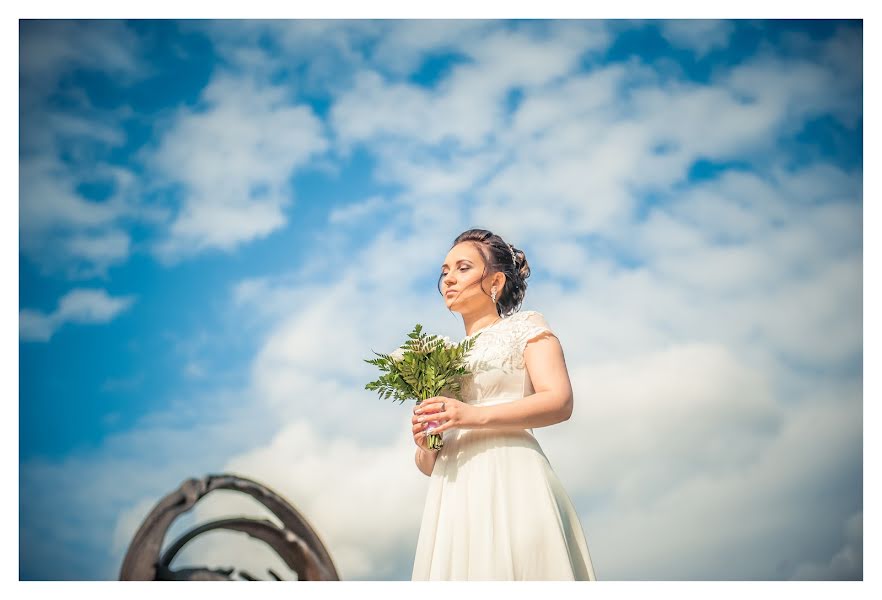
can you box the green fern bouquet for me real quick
[364,324,480,450]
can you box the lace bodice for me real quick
[452,310,557,410]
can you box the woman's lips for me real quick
[446,290,457,297]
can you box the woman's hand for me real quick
[411,407,439,453]
[414,396,483,437]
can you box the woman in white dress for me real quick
[410,228,598,581]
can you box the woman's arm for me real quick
[478,330,573,429]
[478,390,571,429]
[414,447,437,477]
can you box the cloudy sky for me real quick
[18,18,862,581]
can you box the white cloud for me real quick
[341,37,847,246]
[327,195,389,225]
[368,19,493,76]
[537,346,860,579]
[659,20,735,57]
[20,22,335,277]
[790,510,862,580]
[550,343,784,497]
[54,288,135,323]
[331,22,610,156]
[574,383,860,579]
[20,20,146,104]
[145,72,329,264]
[63,230,132,269]
[192,20,381,96]
[19,22,155,280]
[19,310,55,343]
[20,156,121,232]
[19,153,137,279]
[100,372,144,394]
[184,361,207,379]
[20,288,136,342]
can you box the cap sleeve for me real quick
[516,310,557,355]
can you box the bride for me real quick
[410,228,598,581]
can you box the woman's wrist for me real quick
[415,445,437,477]
[472,404,489,428]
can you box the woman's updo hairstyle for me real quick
[437,228,531,318]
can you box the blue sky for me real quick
[19,19,862,581]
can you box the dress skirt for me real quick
[411,424,597,580]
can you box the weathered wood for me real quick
[118,473,339,581]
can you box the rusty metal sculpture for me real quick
[119,473,339,581]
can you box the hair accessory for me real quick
[508,244,517,266]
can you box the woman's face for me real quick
[440,242,502,312]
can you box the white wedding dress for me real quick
[411,310,597,580]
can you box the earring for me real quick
[491,287,497,303]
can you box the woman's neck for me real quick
[463,311,502,337]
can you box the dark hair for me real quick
[437,228,531,318]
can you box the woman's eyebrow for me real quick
[441,259,471,268]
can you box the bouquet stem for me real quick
[416,399,444,450]
[427,427,443,450]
